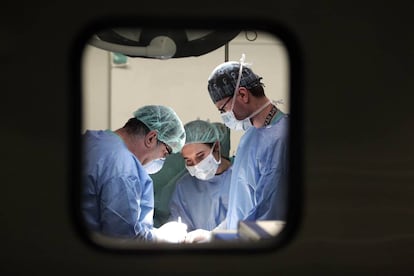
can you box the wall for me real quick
[81,45,110,130]
[4,2,414,275]
[82,30,289,156]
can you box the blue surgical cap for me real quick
[133,105,185,153]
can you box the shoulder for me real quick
[266,114,289,135]
[221,164,233,179]
[84,130,125,149]
[175,172,195,186]
[244,115,288,144]
[84,129,113,139]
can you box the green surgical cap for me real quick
[133,105,185,153]
[212,122,231,158]
[184,120,222,145]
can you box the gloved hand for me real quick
[153,221,188,243]
[184,229,212,243]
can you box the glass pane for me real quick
[80,27,296,251]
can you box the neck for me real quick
[114,128,144,163]
[216,157,231,175]
[250,98,277,128]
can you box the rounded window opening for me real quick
[78,25,300,252]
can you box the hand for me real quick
[184,229,212,243]
[154,221,188,243]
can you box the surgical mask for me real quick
[185,144,221,180]
[221,100,271,131]
[221,110,252,131]
[220,54,271,131]
[143,158,165,174]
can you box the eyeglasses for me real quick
[218,96,233,113]
[159,140,172,155]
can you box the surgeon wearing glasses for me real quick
[207,55,289,231]
[82,105,188,243]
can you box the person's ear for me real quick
[213,140,221,156]
[238,87,250,104]
[213,140,220,152]
[144,130,158,149]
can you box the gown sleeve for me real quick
[99,174,153,240]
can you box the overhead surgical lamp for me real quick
[88,28,241,59]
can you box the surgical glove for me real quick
[185,229,212,243]
[153,221,188,243]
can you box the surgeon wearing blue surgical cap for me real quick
[82,105,188,242]
[168,120,232,236]
[205,54,289,231]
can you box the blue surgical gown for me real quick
[226,113,289,230]
[169,166,232,231]
[82,130,154,240]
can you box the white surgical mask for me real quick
[143,158,165,174]
[221,109,251,131]
[185,145,221,180]
[221,101,271,131]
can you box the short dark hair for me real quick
[246,83,265,97]
[123,118,151,136]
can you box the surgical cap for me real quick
[207,61,263,104]
[212,122,231,158]
[133,105,185,153]
[184,120,222,145]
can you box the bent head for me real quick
[181,120,222,180]
[133,105,186,154]
[207,60,263,104]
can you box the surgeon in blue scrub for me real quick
[82,105,188,242]
[168,120,232,232]
[206,55,289,230]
